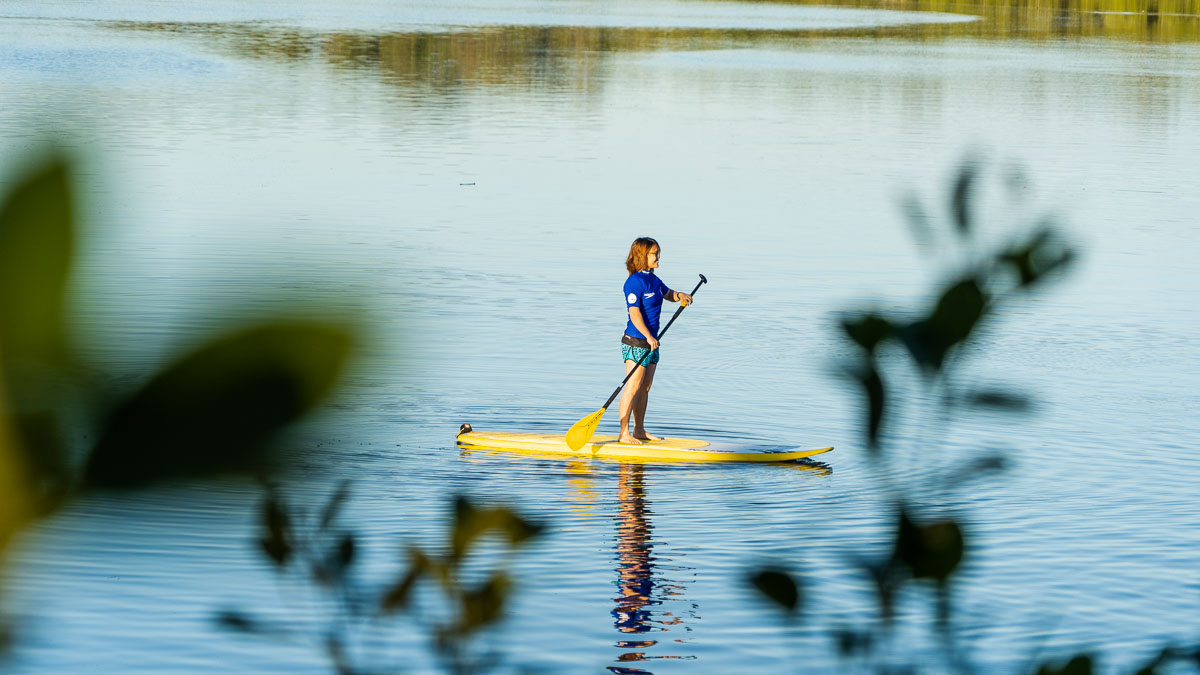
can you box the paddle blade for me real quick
[566,408,606,451]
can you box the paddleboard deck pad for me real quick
[457,426,832,463]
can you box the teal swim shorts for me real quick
[621,343,660,365]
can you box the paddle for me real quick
[565,273,708,451]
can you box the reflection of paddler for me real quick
[609,464,697,673]
[613,463,655,635]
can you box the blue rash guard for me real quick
[623,271,672,340]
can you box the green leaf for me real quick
[495,508,543,547]
[748,568,802,614]
[1036,654,1094,675]
[332,534,355,576]
[900,191,936,250]
[319,480,351,531]
[381,557,425,613]
[998,226,1076,289]
[859,557,898,625]
[849,364,886,453]
[0,157,74,370]
[1133,646,1173,675]
[901,278,987,373]
[0,157,77,503]
[457,572,511,634]
[963,389,1033,412]
[834,628,873,657]
[944,454,1009,488]
[84,321,353,488]
[450,496,542,562]
[259,491,292,567]
[894,509,965,583]
[215,610,261,633]
[841,314,894,354]
[950,161,977,236]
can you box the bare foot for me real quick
[633,431,663,441]
[618,433,644,445]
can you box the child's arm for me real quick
[666,289,693,305]
[627,307,659,350]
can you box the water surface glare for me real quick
[2,0,1199,672]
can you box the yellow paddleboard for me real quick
[456,428,833,463]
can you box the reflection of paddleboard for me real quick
[456,428,833,463]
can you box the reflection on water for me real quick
[100,0,1200,99]
[610,464,696,673]
[565,459,600,524]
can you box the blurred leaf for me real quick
[894,509,964,583]
[1,363,33,557]
[998,226,1076,289]
[950,161,977,236]
[900,191,936,250]
[327,633,351,675]
[1036,654,1093,675]
[458,572,511,635]
[0,156,74,370]
[319,480,351,531]
[259,537,291,568]
[834,628,873,657]
[215,610,261,633]
[84,321,353,488]
[935,583,951,632]
[841,314,894,354]
[496,508,543,546]
[963,389,1033,412]
[451,496,481,561]
[259,492,292,568]
[0,158,76,508]
[1133,646,1173,675]
[326,533,355,580]
[451,496,542,561]
[901,278,987,373]
[860,557,897,625]
[381,555,426,613]
[312,534,357,587]
[749,568,802,615]
[944,454,1009,487]
[7,411,69,515]
[850,365,886,453]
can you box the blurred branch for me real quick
[222,489,543,674]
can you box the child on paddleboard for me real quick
[620,237,692,445]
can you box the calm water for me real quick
[2,0,1199,672]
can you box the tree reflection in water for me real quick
[609,464,696,674]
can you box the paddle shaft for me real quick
[601,274,707,410]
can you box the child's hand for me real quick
[648,337,660,351]
[679,293,693,306]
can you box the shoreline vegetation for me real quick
[97,1,1200,99]
[106,0,1200,72]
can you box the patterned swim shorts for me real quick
[621,343,660,365]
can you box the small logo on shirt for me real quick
[643,292,655,299]
[627,293,637,304]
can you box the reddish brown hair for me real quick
[625,237,660,275]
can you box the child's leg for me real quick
[619,359,647,444]
[632,363,661,440]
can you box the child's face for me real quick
[647,246,660,270]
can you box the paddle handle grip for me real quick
[602,274,707,410]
